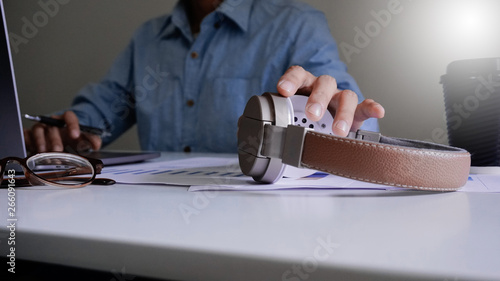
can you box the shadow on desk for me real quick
[1,258,174,281]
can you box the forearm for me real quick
[71,81,136,146]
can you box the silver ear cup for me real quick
[290,95,334,135]
[237,93,293,183]
[238,94,337,182]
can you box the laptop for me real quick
[0,1,160,165]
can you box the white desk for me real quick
[1,153,500,280]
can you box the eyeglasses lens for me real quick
[27,153,95,186]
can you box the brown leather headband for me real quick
[302,131,471,191]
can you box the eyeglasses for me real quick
[1,152,104,188]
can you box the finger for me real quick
[328,89,359,137]
[46,125,64,152]
[31,123,47,152]
[277,65,317,97]
[351,99,385,131]
[305,75,338,121]
[23,129,34,154]
[85,134,102,151]
[71,133,102,153]
[59,111,80,139]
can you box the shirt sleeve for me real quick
[285,8,379,132]
[70,40,137,146]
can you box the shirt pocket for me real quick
[197,77,261,152]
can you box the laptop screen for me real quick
[0,0,27,159]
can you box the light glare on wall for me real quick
[444,1,494,41]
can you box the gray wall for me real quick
[5,0,500,150]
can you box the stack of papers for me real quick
[99,157,500,193]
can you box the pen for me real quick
[24,114,111,137]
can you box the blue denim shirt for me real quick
[71,0,378,153]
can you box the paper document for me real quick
[101,157,248,186]
[99,156,500,193]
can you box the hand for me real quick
[24,111,102,154]
[277,66,385,136]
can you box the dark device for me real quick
[441,58,500,166]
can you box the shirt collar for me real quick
[217,0,254,32]
[158,1,191,39]
[158,0,254,39]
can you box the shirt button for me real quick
[184,146,191,153]
[186,99,195,107]
[214,22,221,29]
[190,52,199,59]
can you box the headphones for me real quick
[237,93,471,191]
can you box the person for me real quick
[25,0,385,154]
